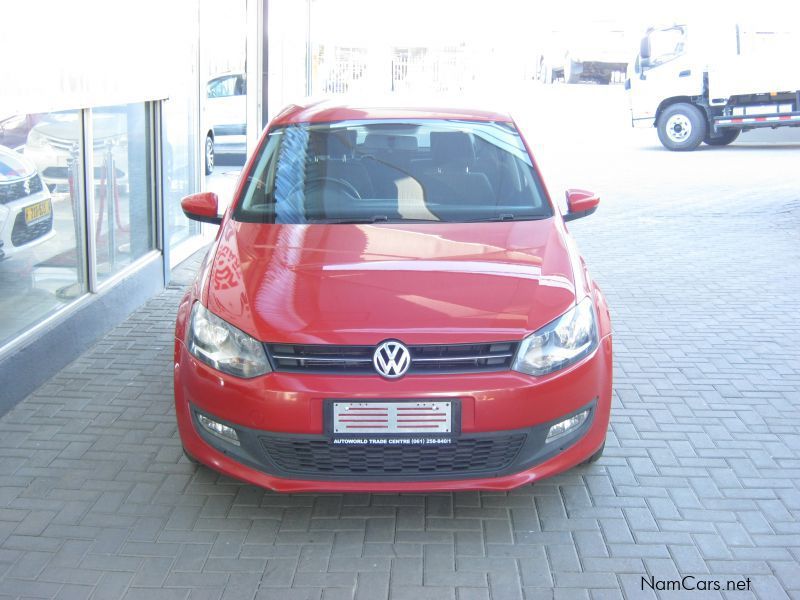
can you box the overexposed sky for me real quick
[311,0,800,45]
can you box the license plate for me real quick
[332,401,452,434]
[24,199,52,224]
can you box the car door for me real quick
[206,75,246,136]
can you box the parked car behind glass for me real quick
[24,110,127,192]
[0,145,54,260]
[203,72,247,175]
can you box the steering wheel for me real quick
[288,177,362,201]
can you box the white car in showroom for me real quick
[204,72,247,174]
[0,145,54,260]
[24,110,127,192]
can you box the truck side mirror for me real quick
[640,36,651,60]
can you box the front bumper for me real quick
[174,335,612,492]
[632,116,656,128]
[0,189,55,259]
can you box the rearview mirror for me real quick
[563,189,599,222]
[181,192,222,225]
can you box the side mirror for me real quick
[563,189,599,222]
[640,36,651,60]
[181,192,222,224]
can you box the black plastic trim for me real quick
[190,398,598,482]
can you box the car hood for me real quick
[206,219,577,345]
[0,145,37,181]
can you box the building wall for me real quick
[0,0,311,413]
[0,0,205,412]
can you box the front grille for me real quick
[42,136,78,153]
[267,342,519,375]
[260,434,526,476]
[43,136,106,153]
[0,175,43,205]
[11,210,53,246]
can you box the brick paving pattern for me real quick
[2,111,800,597]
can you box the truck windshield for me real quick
[233,119,552,224]
[647,27,686,66]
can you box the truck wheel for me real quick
[657,103,707,151]
[704,129,740,146]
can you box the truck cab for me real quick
[627,22,800,150]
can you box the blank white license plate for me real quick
[332,401,452,434]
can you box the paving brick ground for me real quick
[1,88,799,599]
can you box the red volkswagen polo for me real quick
[174,100,612,492]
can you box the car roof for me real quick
[270,97,514,126]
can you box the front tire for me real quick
[204,134,214,175]
[183,446,199,464]
[704,129,740,146]
[583,441,605,464]
[657,103,707,151]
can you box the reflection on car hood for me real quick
[0,145,37,181]
[206,219,578,345]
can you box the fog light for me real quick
[546,410,589,443]
[197,413,240,446]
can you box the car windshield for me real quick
[233,119,552,224]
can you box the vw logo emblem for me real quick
[373,340,411,379]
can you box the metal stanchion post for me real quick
[68,144,85,288]
[105,143,116,270]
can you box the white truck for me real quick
[626,21,800,150]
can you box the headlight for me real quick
[187,302,271,378]
[512,297,598,376]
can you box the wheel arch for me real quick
[654,96,706,126]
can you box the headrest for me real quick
[430,131,474,166]
[363,133,418,152]
[307,129,357,158]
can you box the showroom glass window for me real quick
[0,102,158,348]
[0,110,88,345]
[92,103,156,283]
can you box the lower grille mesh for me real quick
[11,211,53,246]
[260,434,526,476]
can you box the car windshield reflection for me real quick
[234,119,552,224]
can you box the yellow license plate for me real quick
[24,199,52,224]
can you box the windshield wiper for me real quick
[308,215,388,224]
[466,214,551,222]
[308,216,439,224]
